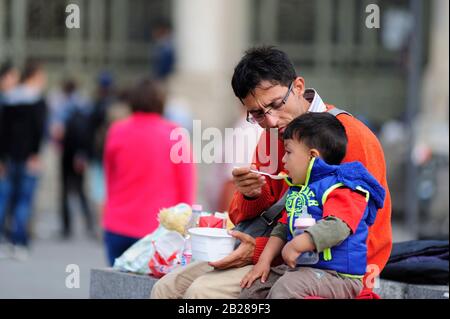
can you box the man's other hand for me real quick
[208,230,255,269]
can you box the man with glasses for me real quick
[151,46,392,299]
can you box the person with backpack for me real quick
[51,79,94,239]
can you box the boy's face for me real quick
[282,139,317,185]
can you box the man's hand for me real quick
[208,230,255,269]
[281,241,301,268]
[240,261,271,289]
[232,165,266,199]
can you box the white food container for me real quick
[188,227,236,262]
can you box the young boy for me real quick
[240,112,386,299]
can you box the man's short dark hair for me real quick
[283,112,348,165]
[231,46,297,100]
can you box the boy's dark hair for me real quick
[130,78,165,114]
[283,112,348,165]
[231,46,297,100]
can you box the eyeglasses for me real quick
[246,82,294,124]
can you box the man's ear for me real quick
[294,77,305,96]
[310,148,320,159]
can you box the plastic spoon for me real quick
[249,169,287,180]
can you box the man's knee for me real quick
[183,276,212,299]
[150,278,170,299]
[151,261,212,299]
[150,272,181,299]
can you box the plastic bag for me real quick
[198,215,224,228]
[158,203,192,235]
[113,203,191,275]
[198,212,229,228]
[113,226,169,274]
[148,231,185,278]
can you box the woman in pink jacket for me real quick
[102,79,196,265]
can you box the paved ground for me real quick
[0,211,106,299]
[0,145,107,299]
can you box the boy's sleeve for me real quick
[322,187,368,233]
[305,216,351,253]
[270,222,288,242]
[304,187,368,253]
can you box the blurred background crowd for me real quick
[0,0,448,298]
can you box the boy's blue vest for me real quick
[285,157,385,277]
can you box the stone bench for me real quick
[89,268,449,299]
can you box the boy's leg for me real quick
[184,265,253,299]
[239,264,288,299]
[150,261,213,299]
[267,267,363,299]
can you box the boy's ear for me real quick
[310,149,320,158]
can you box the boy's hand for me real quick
[240,261,271,289]
[282,241,301,268]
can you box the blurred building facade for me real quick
[0,0,448,237]
[0,0,429,122]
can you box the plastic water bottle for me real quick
[188,204,203,229]
[181,204,202,266]
[294,207,319,265]
[181,236,192,266]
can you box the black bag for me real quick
[232,192,287,247]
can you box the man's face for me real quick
[241,77,308,135]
